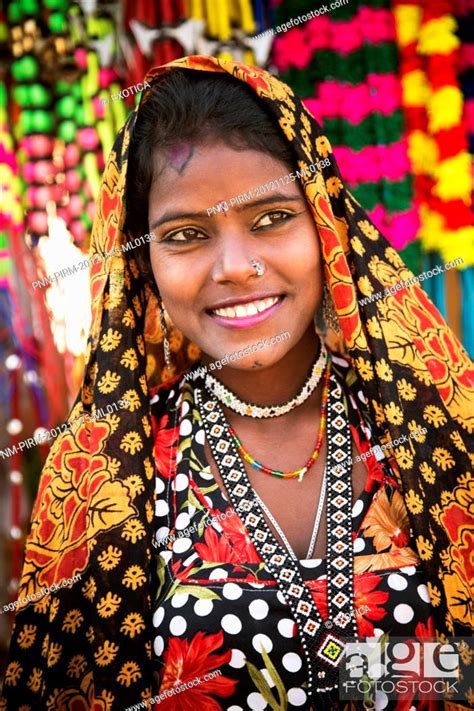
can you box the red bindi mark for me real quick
[216,199,229,216]
[169,143,195,174]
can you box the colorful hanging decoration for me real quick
[393,0,474,353]
[124,0,265,79]
[272,0,420,251]
[455,0,474,356]
[456,0,474,162]
[417,0,474,265]
[0,75,68,607]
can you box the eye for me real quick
[253,210,293,229]
[162,227,207,243]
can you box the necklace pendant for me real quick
[298,470,305,483]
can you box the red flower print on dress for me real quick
[219,509,262,563]
[153,413,179,479]
[194,525,242,565]
[307,576,389,638]
[354,573,389,636]
[415,618,435,639]
[349,423,387,492]
[388,619,437,710]
[307,579,329,622]
[155,630,237,710]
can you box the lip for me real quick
[207,295,285,330]
[207,292,283,311]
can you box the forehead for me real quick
[149,141,294,212]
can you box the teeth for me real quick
[213,296,279,319]
[258,298,276,313]
[235,304,249,317]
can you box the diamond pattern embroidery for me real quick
[280,568,296,583]
[324,371,356,657]
[332,417,345,431]
[288,584,304,598]
[334,611,351,627]
[332,399,344,413]
[234,484,248,497]
[331,558,349,573]
[262,543,277,555]
[333,593,349,609]
[316,635,345,667]
[269,554,285,566]
[239,500,253,512]
[196,371,355,694]
[333,573,349,587]
[222,454,237,467]
[296,600,311,616]
[303,619,319,636]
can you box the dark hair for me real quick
[124,69,296,289]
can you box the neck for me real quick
[201,327,321,406]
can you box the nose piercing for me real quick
[250,258,265,276]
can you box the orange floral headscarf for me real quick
[1,56,473,710]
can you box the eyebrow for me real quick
[149,192,304,230]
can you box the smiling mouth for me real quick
[211,296,281,319]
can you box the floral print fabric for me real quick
[150,358,436,710]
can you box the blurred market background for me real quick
[0,0,473,675]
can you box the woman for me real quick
[1,57,472,711]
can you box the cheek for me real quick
[282,226,323,295]
[150,253,203,326]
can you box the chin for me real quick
[222,350,286,372]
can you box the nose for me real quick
[211,231,260,285]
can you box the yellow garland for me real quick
[420,207,474,265]
[402,69,430,107]
[407,130,438,175]
[433,153,472,203]
[418,15,460,56]
[393,4,421,47]
[428,85,463,132]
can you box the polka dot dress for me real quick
[149,365,436,710]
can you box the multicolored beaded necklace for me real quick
[227,358,331,482]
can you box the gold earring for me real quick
[158,299,171,367]
[322,284,341,334]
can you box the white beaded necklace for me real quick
[204,336,328,418]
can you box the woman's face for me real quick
[148,141,323,370]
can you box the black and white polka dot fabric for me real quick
[149,364,435,710]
